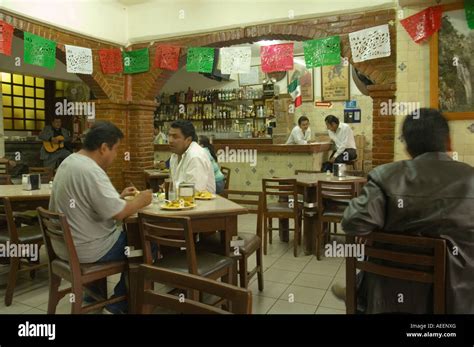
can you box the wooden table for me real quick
[144,169,169,192]
[278,173,367,256]
[124,195,248,312]
[0,184,51,210]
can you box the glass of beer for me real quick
[178,183,195,204]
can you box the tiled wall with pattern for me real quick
[155,149,330,193]
[394,5,474,167]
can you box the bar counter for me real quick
[154,140,332,191]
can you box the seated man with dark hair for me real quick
[49,121,152,314]
[286,115,312,144]
[333,108,474,314]
[38,117,72,169]
[168,120,216,193]
[322,115,357,172]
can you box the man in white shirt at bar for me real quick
[322,115,357,171]
[168,120,216,193]
[286,115,312,144]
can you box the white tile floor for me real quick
[0,214,347,314]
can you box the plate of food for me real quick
[194,191,216,200]
[160,199,196,210]
[124,190,140,201]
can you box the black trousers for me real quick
[321,148,357,172]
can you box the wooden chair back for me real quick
[262,178,298,215]
[294,170,322,175]
[136,265,252,314]
[220,166,231,190]
[0,174,13,185]
[222,190,263,239]
[138,214,197,274]
[346,232,446,314]
[317,181,357,213]
[37,207,82,278]
[0,198,20,243]
[0,159,10,175]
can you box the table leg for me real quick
[302,186,317,256]
[124,222,142,314]
[225,215,238,286]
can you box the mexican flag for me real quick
[288,78,302,108]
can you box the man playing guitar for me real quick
[39,117,72,169]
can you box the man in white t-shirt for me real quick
[168,120,216,193]
[286,115,312,144]
[50,121,152,314]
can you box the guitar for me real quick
[43,135,65,153]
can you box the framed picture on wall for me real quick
[430,2,474,120]
[287,55,313,102]
[321,63,350,101]
[238,65,265,86]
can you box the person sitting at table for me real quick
[198,135,225,194]
[168,120,216,193]
[38,116,72,169]
[49,121,152,314]
[286,115,312,144]
[321,115,357,172]
[332,108,474,314]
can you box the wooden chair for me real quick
[37,207,127,314]
[346,232,446,314]
[29,167,54,184]
[200,190,264,290]
[294,170,322,175]
[316,181,357,260]
[137,214,234,304]
[0,198,46,306]
[262,178,301,257]
[136,265,252,314]
[0,174,13,185]
[0,159,11,175]
[345,170,367,178]
[220,166,231,190]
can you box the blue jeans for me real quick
[97,231,128,299]
[85,231,128,313]
[216,179,225,194]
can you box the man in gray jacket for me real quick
[338,108,474,313]
[38,117,71,168]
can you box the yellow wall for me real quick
[395,4,474,167]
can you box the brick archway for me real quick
[131,9,397,169]
[1,8,397,189]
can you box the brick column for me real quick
[94,100,130,189]
[369,84,397,167]
[122,100,157,191]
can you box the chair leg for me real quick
[256,247,264,291]
[71,283,83,314]
[47,273,62,314]
[238,255,248,288]
[5,258,20,306]
[293,217,300,257]
[268,218,273,244]
[316,222,322,261]
[263,216,268,255]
